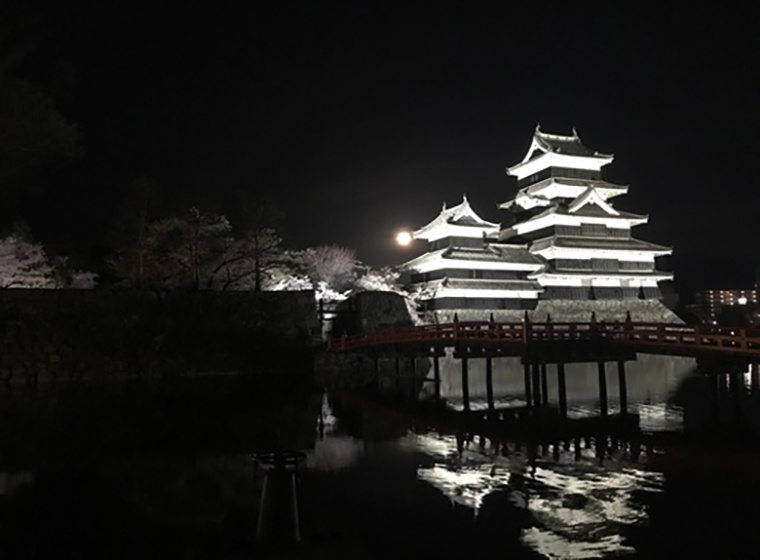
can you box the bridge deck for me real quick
[328,321,760,358]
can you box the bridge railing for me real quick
[326,320,760,356]
[327,321,527,352]
[530,322,593,341]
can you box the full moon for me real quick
[396,231,413,246]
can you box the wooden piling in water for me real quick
[409,356,417,398]
[540,363,548,406]
[394,357,401,392]
[486,356,494,411]
[433,355,441,399]
[557,362,567,417]
[524,363,532,407]
[531,363,541,408]
[461,356,470,411]
[597,361,608,417]
[618,360,628,414]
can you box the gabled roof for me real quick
[520,126,613,165]
[568,187,619,215]
[514,198,646,226]
[563,203,645,221]
[498,177,628,210]
[413,195,500,240]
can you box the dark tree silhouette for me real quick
[0,4,81,200]
[230,194,286,291]
[108,177,162,289]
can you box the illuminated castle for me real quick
[399,196,543,313]
[399,127,680,322]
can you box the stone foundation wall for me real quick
[333,292,414,335]
[530,299,683,324]
[427,299,682,324]
[0,290,318,388]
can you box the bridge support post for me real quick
[618,361,628,414]
[557,362,567,418]
[433,354,441,400]
[730,370,743,399]
[596,436,607,466]
[409,357,417,398]
[486,356,495,412]
[540,363,548,406]
[461,355,470,411]
[394,357,401,393]
[631,439,641,461]
[524,363,532,407]
[718,372,729,400]
[730,370,744,424]
[531,363,542,408]
[373,356,380,391]
[715,373,729,424]
[597,361,608,417]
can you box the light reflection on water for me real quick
[309,411,667,558]
[404,431,662,558]
[522,465,662,559]
[310,353,704,558]
[307,393,365,471]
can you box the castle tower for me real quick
[398,196,543,320]
[499,127,674,303]
[397,127,681,323]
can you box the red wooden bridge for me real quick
[327,320,760,358]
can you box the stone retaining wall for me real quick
[332,291,414,335]
[0,290,318,388]
[427,299,683,324]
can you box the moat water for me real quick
[2,353,760,558]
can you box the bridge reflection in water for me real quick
[430,353,695,431]
[307,350,760,559]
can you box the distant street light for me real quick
[396,231,413,246]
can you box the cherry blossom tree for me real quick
[142,207,234,290]
[206,229,286,291]
[301,245,357,291]
[354,265,423,323]
[0,232,56,288]
[109,200,292,291]
[0,228,97,289]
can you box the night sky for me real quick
[8,2,760,288]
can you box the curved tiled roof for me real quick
[531,235,671,253]
[532,128,613,159]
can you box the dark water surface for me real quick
[3,354,760,559]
